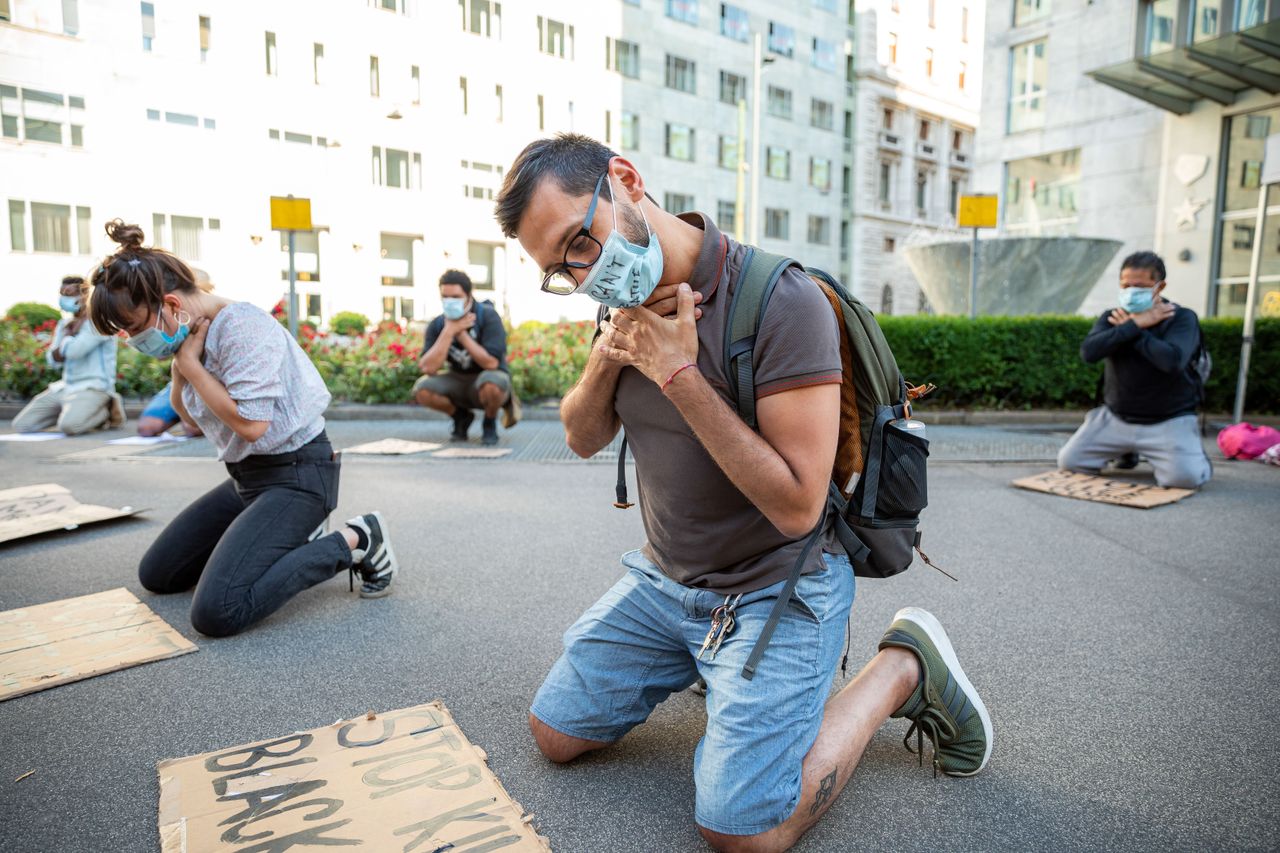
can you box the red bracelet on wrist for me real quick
[661,362,697,393]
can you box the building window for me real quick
[1004,148,1080,235]
[666,0,698,25]
[2,86,86,148]
[721,3,749,42]
[720,70,747,105]
[718,135,739,169]
[1009,39,1047,132]
[459,77,468,114]
[915,170,929,213]
[879,161,892,204]
[882,107,894,130]
[1237,0,1266,29]
[928,0,936,26]
[461,159,504,199]
[369,56,380,96]
[371,147,424,189]
[920,119,931,141]
[411,65,421,104]
[1194,0,1223,45]
[1144,0,1176,55]
[265,32,277,76]
[620,111,639,149]
[31,202,72,253]
[537,16,573,58]
[962,6,969,42]
[467,241,499,290]
[604,109,613,144]
[766,146,790,180]
[666,55,697,93]
[141,2,155,51]
[665,122,695,160]
[717,200,737,232]
[8,200,24,251]
[607,37,640,78]
[768,22,795,58]
[664,192,695,213]
[888,32,898,65]
[925,47,934,78]
[953,128,966,149]
[810,157,831,191]
[380,233,416,287]
[812,38,837,72]
[881,284,894,315]
[461,0,501,38]
[370,0,412,16]
[764,208,789,240]
[1014,0,1051,27]
[959,61,967,90]
[537,94,545,130]
[493,84,503,122]
[314,43,324,84]
[884,237,896,253]
[807,215,830,245]
[62,0,79,35]
[1215,106,1280,316]
[199,15,211,61]
[767,85,792,119]
[811,98,834,130]
[950,178,961,216]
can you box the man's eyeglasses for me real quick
[541,172,609,296]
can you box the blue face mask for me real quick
[578,178,664,310]
[1118,287,1155,313]
[127,305,190,359]
[441,297,468,320]
[59,296,82,313]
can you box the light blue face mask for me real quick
[441,297,468,320]
[1118,286,1155,313]
[127,304,190,359]
[578,177,664,310]
[59,296,82,313]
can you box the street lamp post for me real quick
[749,31,765,246]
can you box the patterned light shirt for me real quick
[181,302,329,462]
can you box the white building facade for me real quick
[1,0,857,327]
[976,0,1280,319]
[850,0,985,315]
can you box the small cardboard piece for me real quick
[157,701,551,852]
[0,432,66,442]
[0,483,143,543]
[343,438,443,455]
[0,587,195,701]
[432,447,513,459]
[1012,469,1195,508]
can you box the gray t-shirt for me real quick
[613,213,843,594]
[181,302,329,462]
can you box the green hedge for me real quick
[881,316,1280,413]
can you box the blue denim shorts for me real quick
[530,548,856,835]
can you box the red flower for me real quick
[388,342,405,356]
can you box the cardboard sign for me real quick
[0,588,196,701]
[432,447,513,459]
[1011,470,1194,508]
[157,701,551,853]
[343,438,443,455]
[0,483,144,544]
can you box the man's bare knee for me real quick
[698,825,791,853]
[528,713,609,764]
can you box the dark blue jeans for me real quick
[138,433,351,636]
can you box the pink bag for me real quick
[1217,422,1280,459]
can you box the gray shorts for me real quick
[1058,405,1212,489]
[412,370,510,410]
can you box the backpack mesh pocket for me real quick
[874,422,929,519]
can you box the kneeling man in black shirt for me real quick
[1058,251,1212,489]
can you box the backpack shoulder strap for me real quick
[723,248,799,429]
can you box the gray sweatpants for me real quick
[1058,406,1212,489]
[11,385,112,435]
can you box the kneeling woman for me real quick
[88,221,399,636]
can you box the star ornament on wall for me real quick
[1174,197,1208,231]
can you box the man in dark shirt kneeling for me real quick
[1058,251,1211,489]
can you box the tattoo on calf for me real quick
[809,769,838,816]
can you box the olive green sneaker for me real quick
[878,607,992,777]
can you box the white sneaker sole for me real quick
[893,606,993,775]
[358,510,399,599]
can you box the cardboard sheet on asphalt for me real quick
[432,447,513,459]
[0,587,195,701]
[157,701,551,852]
[0,483,145,543]
[342,438,443,455]
[0,432,66,442]
[1011,470,1195,508]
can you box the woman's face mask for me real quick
[126,303,190,359]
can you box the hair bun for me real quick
[104,219,145,250]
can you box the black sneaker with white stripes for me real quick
[345,511,399,599]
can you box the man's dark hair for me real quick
[1120,251,1166,283]
[439,269,472,295]
[495,133,617,238]
[61,275,85,286]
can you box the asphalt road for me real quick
[1,420,1276,852]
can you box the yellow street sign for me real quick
[270,196,312,231]
[958,195,998,229]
